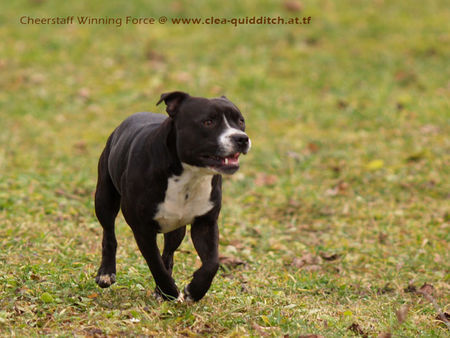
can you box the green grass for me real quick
[1,0,449,336]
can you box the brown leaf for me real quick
[30,273,40,281]
[287,150,301,160]
[252,323,269,336]
[78,87,90,100]
[54,189,84,201]
[145,50,165,62]
[325,181,349,196]
[219,255,245,269]
[348,323,367,337]
[337,99,348,109]
[377,333,392,338]
[395,304,409,324]
[283,0,303,12]
[303,265,321,272]
[404,282,416,293]
[307,142,320,153]
[292,257,306,268]
[436,312,450,323]
[254,173,278,187]
[420,124,439,134]
[73,140,88,153]
[377,283,394,295]
[292,253,321,268]
[87,293,99,299]
[419,283,434,296]
[170,1,184,12]
[394,70,417,85]
[227,239,245,249]
[83,327,103,336]
[174,72,192,83]
[378,232,388,244]
[319,252,340,261]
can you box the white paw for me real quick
[183,286,194,303]
[176,292,185,303]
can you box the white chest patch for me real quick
[154,164,214,233]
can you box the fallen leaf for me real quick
[219,255,245,269]
[348,323,367,337]
[325,181,349,196]
[307,142,320,153]
[78,87,90,100]
[83,328,103,336]
[419,283,434,296]
[406,149,430,163]
[366,159,384,171]
[394,70,417,85]
[292,253,321,269]
[30,273,40,281]
[14,306,25,314]
[283,0,303,12]
[377,333,392,338]
[87,293,98,299]
[174,72,192,83]
[378,232,388,244]
[254,173,278,187]
[145,50,165,62]
[303,265,321,272]
[287,150,301,160]
[377,283,394,295]
[395,304,409,324]
[435,312,450,323]
[404,282,416,293]
[337,99,349,109]
[420,124,439,134]
[319,252,340,261]
[252,323,269,336]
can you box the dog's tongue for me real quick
[223,153,240,166]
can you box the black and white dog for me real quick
[94,91,250,302]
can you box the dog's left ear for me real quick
[156,91,190,118]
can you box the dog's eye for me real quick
[202,119,214,127]
[238,119,245,127]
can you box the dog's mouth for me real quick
[201,153,241,174]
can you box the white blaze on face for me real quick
[218,115,251,154]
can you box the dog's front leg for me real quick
[185,216,220,301]
[132,226,179,300]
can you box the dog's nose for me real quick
[231,134,249,147]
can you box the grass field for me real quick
[0,0,449,336]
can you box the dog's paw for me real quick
[95,273,116,288]
[154,287,180,302]
[153,290,164,302]
[181,286,194,303]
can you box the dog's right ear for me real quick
[156,91,190,118]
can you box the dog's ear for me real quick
[156,91,190,118]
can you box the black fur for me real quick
[94,92,249,301]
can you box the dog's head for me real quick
[157,91,251,175]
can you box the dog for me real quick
[94,91,251,302]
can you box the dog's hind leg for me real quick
[162,226,186,275]
[94,147,120,288]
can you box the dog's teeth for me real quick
[225,158,228,165]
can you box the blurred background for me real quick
[0,0,448,336]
